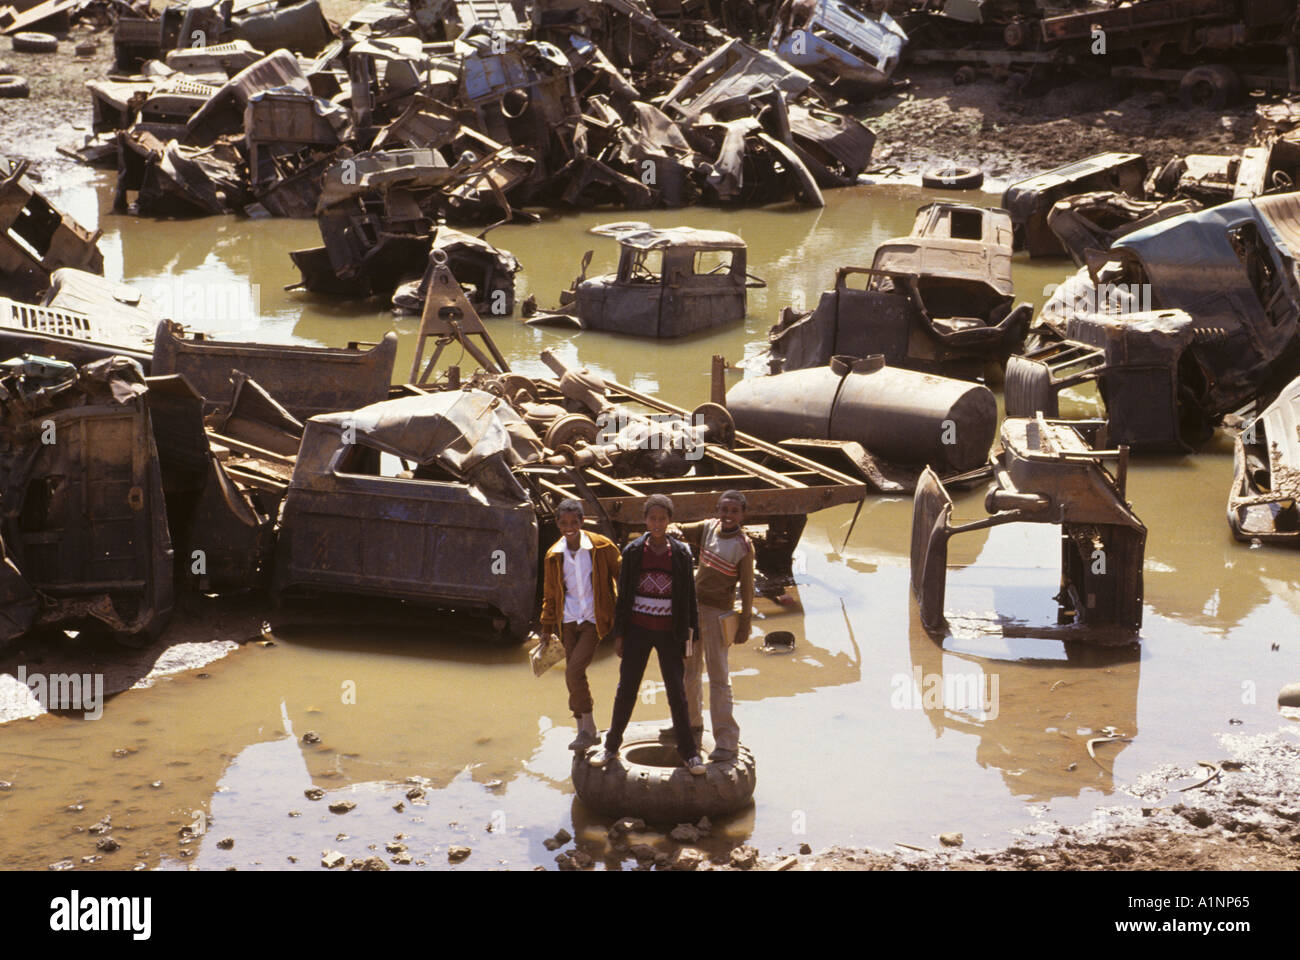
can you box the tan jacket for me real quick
[539,531,621,639]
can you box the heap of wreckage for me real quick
[0,249,869,648]
[734,141,1300,636]
[54,0,894,310]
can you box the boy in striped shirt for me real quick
[672,490,754,762]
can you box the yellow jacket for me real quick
[539,531,621,638]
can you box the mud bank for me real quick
[859,67,1258,189]
[0,596,265,724]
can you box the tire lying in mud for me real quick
[0,75,29,98]
[572,725,756,822]
[921,164,984,190]
[11,32,58,54]
[1179,65,1241,109]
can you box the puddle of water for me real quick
[1,181,1298,869]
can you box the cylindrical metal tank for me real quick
[725,355,997,472]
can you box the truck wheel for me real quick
[12,32,58,54]
[0,74,28,98]
[1179,65,1241,109]
[922,164,984,190]
[953,65,976,86]
[572,724,757,823]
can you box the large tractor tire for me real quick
[572,723,756,823]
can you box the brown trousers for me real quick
[561,621,600,717]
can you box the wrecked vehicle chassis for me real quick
[911,416,1145,637]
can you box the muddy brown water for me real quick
[1,173,1297,871]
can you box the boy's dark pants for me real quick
[604,625,696,761]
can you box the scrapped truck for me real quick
[538,222,765,337]
[1008,192,1300,452]
[1002,153,1147,257]
[272,388,543,640]
[1227,373,1300,546]
[911,415,1146,638]
[766,202,1032,379]
[769,0,908,100]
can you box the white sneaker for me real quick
[684,755,706,776]
[589,748,618,768]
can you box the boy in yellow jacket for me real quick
[539,499,621,750]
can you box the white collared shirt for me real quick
[561,531,595,624]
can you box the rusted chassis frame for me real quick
[525,376,865,575]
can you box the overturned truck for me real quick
[911,415,1145,638]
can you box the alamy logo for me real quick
[11,666,104,720]
[594,411,707,461]
[889,667,999,720]
[50,891,151,940]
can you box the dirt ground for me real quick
[857,66,1260,186]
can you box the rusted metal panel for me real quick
[150,320,398,420]
[273,393,540,639]
[0,356,173,642]
[910,416,1145,637]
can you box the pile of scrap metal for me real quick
[533,221,763,335]
[1,159,105,302]
[1143,132,1300,207]
[1004,143,1300,264]
[1227,373,1300,545]
[71,0,881,234]
[0,253,868,645]
[765,202,1033,379]
[1008,191,1300,452]
[768,0,907,101]
[910,414,1146,637]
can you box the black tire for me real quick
[0,74,28,98]
[572,724,756,823]
[1178,65,1241,109]
[953,65,976,86]
[922,164,984,190]
[12,32,58,54]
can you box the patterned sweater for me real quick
[630,540,674,630]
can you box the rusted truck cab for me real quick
[272,391,540,641]
[564,224,754,338]
[767,202,1030,378]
